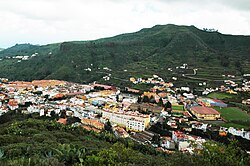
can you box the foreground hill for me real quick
[0,24,249,87]
[0,112,249,165]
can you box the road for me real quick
[182,68,243,82]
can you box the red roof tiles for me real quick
[191,106,220,115]
[57,118,67,125]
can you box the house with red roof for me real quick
[190,106,220,120]
[57,118,67,125]
[81,118,104,130]
[8,99,18,110]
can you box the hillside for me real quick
[0,112,249,165]
[0,24,249,87]
[0,112,168,165]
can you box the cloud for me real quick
[216,0,250,11]
[0,0,249,48]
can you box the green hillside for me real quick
[0,24,249,87]
[0,112,249,165]
[0,43,60,58]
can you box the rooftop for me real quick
[191,106,220,115]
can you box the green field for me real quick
[207,92,235,100]
[214,107,250,129]
[214,107,250,121]
[220,123,249,129]
[172,105,184,111]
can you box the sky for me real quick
[0,0,250,48]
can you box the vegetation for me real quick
[0,24,249,87]
[214,107,250,121]
[0,111,249,165]
[0,111,168,165]
[220,123,249,129]
[207,92,235,100]
[172,105,184,111]
[214,107,250,129]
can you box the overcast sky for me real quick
[0,0,250,48]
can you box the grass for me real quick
[172,105,184,111]
[220,123,249,129]
[214,107,250,129]
[132,83,153,91]
[214,107,250,121]
[207,92,235,100]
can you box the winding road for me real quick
[182,68,243,82]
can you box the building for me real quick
[129,103,163,113]
[8,99,18,110]
[197,98,227,107]
[210,100,227,107]
[91,83,114,90]
[57,118,67,125]
[81,118,104,130]
[0,94,5,100]
[127,118,145,131]
[242,99,250,105]
[113,127,129,138]
[178,141,191,151]
[172,131,188,142]
[190,106,220,120]
[102,110,150,131]
[160,137,175,150]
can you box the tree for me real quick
[60,110,66,118]
[67,117,80,125]
[142,96,149,103]
[164,101,172,113]
[50,110,57,119]
[149,96,156,104]
[151,134,160,146]
[104,120,112,132]
[158,98,164,107]
[235,61,241,68]
[220,55,230,67]
[199,141,250,165]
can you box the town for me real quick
[0,75,249,154]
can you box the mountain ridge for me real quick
[0,24,249,87]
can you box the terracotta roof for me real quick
[173,131,188,139]
[183,111,191,117]
[191,106,220,115]
[57,118,67,125]
[81,118,104,129]
[8,99,18,107]
[126,88,140,93]
[92,84,113,90]
[81,125,100,133]
[52,94,65,99]
[32,80,65,87]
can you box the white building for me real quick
[102,110,150,131]
[127,118,145,131]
